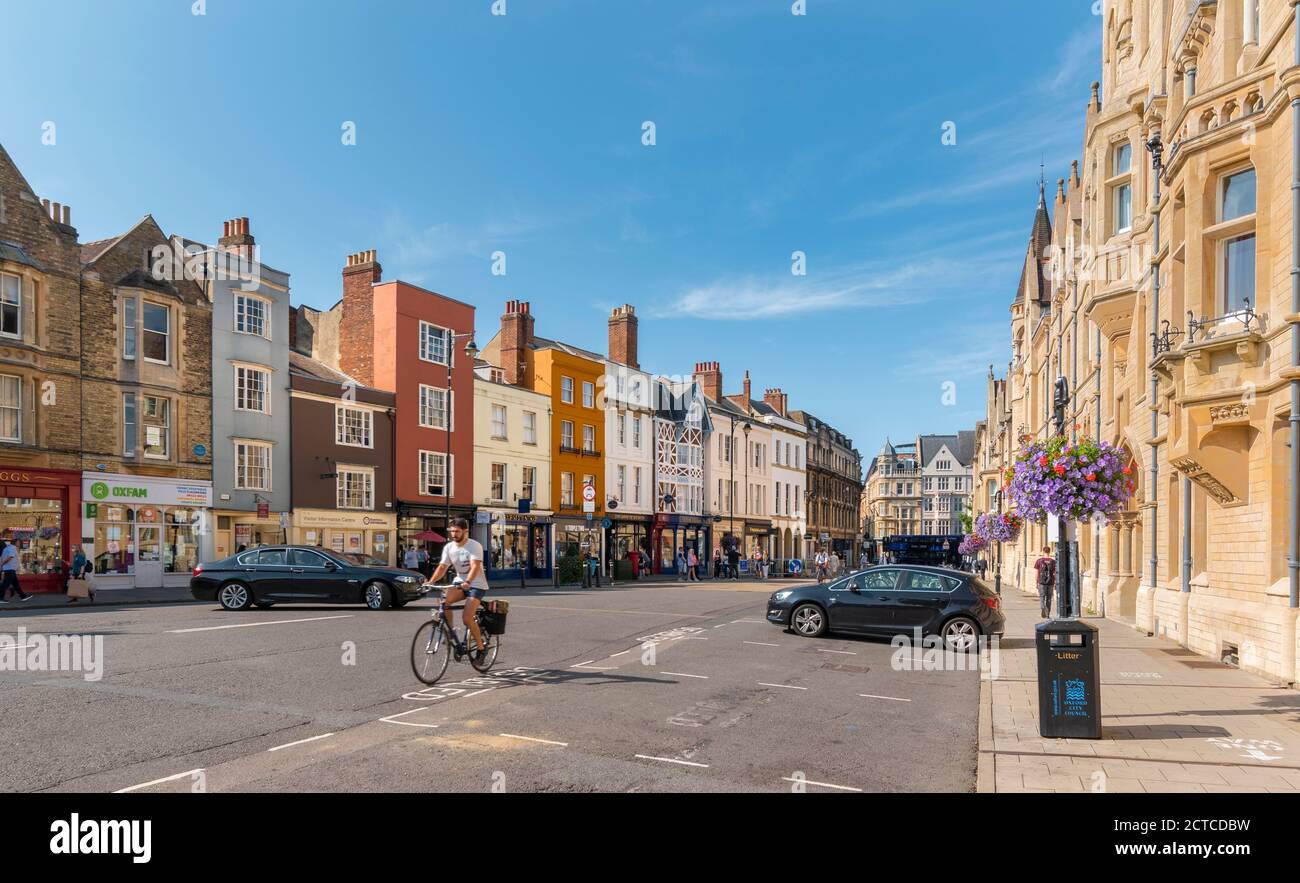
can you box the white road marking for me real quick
[572,664,617,670]
[759,682,808,690]
[268,733,335,752]
[572,660,595,667]
[635,754,709,768]
[815,648,856,655]
[782,776,862,792]
[167,614,353,634]
[732,619,767,624]
[378,708,440,729]
[662,672,709,679]
[114,768,205,793]
[744,641,779,647]
[859,693,911,702]
[713,624,728,629]
[610,650,632,657]
[500,733,568,747]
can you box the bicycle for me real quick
[410,584,502,685]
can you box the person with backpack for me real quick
[1034,545,1056,618]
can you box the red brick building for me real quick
[294,250,475,554]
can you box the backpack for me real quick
[1037,558,1055,587]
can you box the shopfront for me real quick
[742,519,774,558]
[213,507,289,561]
[651,514,713,575]
[0,467,81,594]
[554,517,603,566]
[290,509,397,565]
[398,505,476,563]
[81,473,213,589]
[607,516,652,575]
[473,509,553,582]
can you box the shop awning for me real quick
[410,530,447,542]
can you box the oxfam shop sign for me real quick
[82,474,214,508]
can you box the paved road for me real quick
[0,580,980,793]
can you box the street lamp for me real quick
[443,333,479,534]
[1052,375,1071,619]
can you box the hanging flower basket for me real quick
[1005,435,1136,524]
[957,534,986,556]
[974,511,1022,544]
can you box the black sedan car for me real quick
[766,564,1004,650]
[190,545,426,611]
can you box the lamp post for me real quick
[1052,375,1071,619]
[444,333,478,535]
[993,488,1003,596]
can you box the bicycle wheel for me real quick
[411,618,452,685]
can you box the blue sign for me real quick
[601,517,613,530]
[193,444,207,458]
[788,559,804,575]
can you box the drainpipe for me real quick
[1182,477,1192,593]
[1291,0,1300,609]
[1146,131,1164,593]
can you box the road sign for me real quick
[582,483,596,502]
[601,517,613,530]
[257,501,269,519]
[279,512,290,530]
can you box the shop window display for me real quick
[0,497,64,575]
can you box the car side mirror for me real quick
[325,562,339,571]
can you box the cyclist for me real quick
[424,518,490,658]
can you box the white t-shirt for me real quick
[440,539,489,590]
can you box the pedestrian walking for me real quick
[1034,545,1056,619]
[975,557,988,579]
[403,545,420,571]
[675,547,688,582]
[727,546,740,580]
[859,550,870,571]
[687,547,700,581]
[66,548,95,605]
[0,533,31,603]
[712,548,723,579]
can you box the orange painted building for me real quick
[481,300,605,559]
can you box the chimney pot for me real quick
[62,205,70,225]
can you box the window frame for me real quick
[234,439,273,490]
[0,374,20,442]
[336,466,375,510]
[418,321,451,365]
[491,404,508,440]
[335,404,374,449]
[234,364,271,414]
[0,273,21,340]
[418,450,454,497]
[141,395,171,460]
[561,376,574,404]
[141,300,170,365]
[418,384,453,431]
[234,293,271,338]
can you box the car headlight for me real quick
[397,575,420,583]
[773,590,793,602]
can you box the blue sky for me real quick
[2,0,1100,463]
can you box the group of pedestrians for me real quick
[402,544,434,579]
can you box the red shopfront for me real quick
[0,467,81,594]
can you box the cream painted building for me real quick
[470,370,553,581]
[973,0,1300,684]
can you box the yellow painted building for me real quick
[974,0,1300,684]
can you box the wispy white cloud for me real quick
[652,246,1013,322]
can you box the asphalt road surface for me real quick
[0,580,981,793]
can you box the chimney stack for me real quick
[742,370,751,404]
[340,249,383,385]
[693,361,722,402]
[218,216,256,260]
[763,387,788,417]
[608,304,638,369]
[500,299,535,386]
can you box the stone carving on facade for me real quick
[1170,456,1237,505]
[1209,403,1249,423]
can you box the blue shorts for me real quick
[448,585,488,602]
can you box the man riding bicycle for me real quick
[423,517,490,658]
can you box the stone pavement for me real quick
[978,584,1300,793]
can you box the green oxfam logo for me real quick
[90,482,109,500]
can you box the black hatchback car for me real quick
[766,565,1004,649]
[190,545,426,611]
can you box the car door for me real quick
[894,570,958,632]
[828,568,901,632]
[290,548,345,601]
[252,548,295,599]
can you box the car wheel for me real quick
[253,602,275,609]
[218,582,252,611]
[941,616,980,652]
[364,581,392,610]
[790,603,827,638]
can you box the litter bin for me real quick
[1035,618,1101,739]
